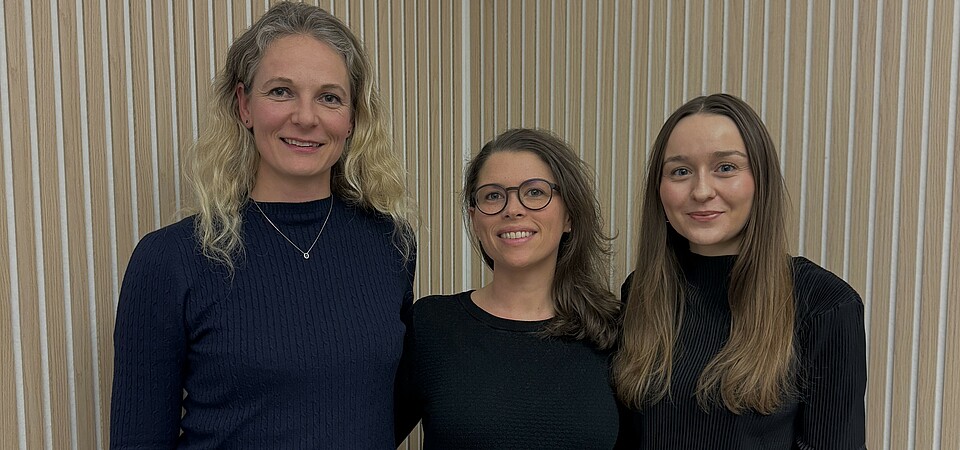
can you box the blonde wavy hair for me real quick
[186,1,412,272]
[613,94,796,414]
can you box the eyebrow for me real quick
[663,150,748,164]
[261,77,348,95]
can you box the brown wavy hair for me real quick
[613,94,796,414]
[461,128,620,350]
[186,1,412,272]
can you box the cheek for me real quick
[470,214,490,240]
[659,184,683,215]
[249,102,287,128]
[323,111,354,137]
[735,177,756,210]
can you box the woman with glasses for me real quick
[394,128,621,448]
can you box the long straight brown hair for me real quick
[613,94,796,414]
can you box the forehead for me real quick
[254,34,349,86]
[664,113,746,158]
[476,150,555,185]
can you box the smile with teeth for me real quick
[282,137,321,148]
[499,231,534,239]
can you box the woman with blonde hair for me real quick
[111,2,414,448]
[614,94,866,448]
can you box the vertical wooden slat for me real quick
[609,0,633,282]
[26,0,67,446]
[151,1,177,223]
[519,0,534,126]
[172,1,195,212]
[0,1,22,448]
[4,1,45,448]
[565,1,583,152]
[57,0,96,442]
[579,1,598,163]
[549,0,567,137]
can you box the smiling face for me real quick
[469,151,572,273]
[237,34,353,201]
[659,113,755,256]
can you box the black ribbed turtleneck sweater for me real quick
[617,252,866,449]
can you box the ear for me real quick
[236,82,252,127]
[563,211,572,233]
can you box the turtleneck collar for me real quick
[677,248,737,306]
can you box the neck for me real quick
[474,269,556,321]
[250,179,333,203]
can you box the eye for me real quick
[717,163,739,174]
[483,191,504,201]
[319,93,344,105]
[670,167,691,177]
[523,187,546,198]
[267,87,292,98]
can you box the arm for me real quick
[393,245,422,444]
[795,299,867,449]
[613,272,643,448]
[393,303,423,444]
[110,231,188,449]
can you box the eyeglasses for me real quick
[472,178,560,215]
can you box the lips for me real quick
[498,230,535,239]
[688,211,722,221]
[281,137,321,148]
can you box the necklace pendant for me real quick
[303,252,310,260]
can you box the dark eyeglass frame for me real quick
[472,178,560,215]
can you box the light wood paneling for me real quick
[1,0,957,448]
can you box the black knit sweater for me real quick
[111,197,415,449]
[617,252,866,449]
[395,291,620,449]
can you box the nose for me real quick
[502,190,526,217]
[291,99,320,127]
[690,174,717,202]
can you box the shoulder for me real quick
[341,200,399,235]
[791,256,863,318]
[118,217,201,314]
[127,216,198,269]
[620,271,635,304]
[412,292,469,316]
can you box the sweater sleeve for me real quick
[110,230,189,449]
[794,298,867,449]
[393,302,422,444]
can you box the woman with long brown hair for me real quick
[395,128,621,448]
[614,94,866,448]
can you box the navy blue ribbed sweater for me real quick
[617,252,866,449]
[111,197,415,449]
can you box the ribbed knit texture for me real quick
[395,292,619,449]
[111,197,415,449]
[617,253,866,449]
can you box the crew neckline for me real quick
[457,290,552,332]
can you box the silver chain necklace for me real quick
[251,196,334,260]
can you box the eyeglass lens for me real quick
[474,178,554,215]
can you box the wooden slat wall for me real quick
[0,0,957,449]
